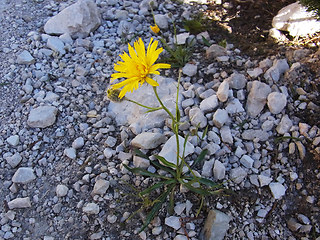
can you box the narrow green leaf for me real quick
[202,36,211,47]
[198,177,221,188]
[191,149,208,168]
[201,125,209,139]
[140,179,176,196]
[154,155,177,169]
[168,186,176,215]
[123,164,169,179]
[183,182,211,196]
[176,107,181,123]
[133,148,150,160]
[150,160,176,177]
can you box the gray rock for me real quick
[269,182,286,199]
[213,160,225,180]
[182,63,197,77]
[202,159,214,177]
[12,167,36,184]
[44,0,101,39]
[189,107,207,128]
[287,218,302,232]
[56,184,69,197]
[72,137,85,149]
[199,95,219,113]
[228,73,247,90]
[6,135,19,147]
[8,197,31,209]
[165,216,181,230]
[242,129,269,142]
[133,156,150,169]
[220,126,233,144]
[44,92,59,102]
[158,135,194,166]
[246,81,271,117]
[83,203,100,214]
[217,80,229,102]
[27,106,58,128]
[176,32,190,45]
[47,37,66,55]
[154,14,168,29]
[258,175,273,187]
[92,179,110,196]
[230,167,247,184]
[17,50,35,64]
[206,44,227,59]
[131,132,166,149]
[204,143,220,155]
[212,109,229,128]
[264,59,289,82]
[117,20,135,35]
[64,148,76,160]
[272,2,320,37]
[247,68,263,78]
[200,209,230,240]
[276,115,293,134]
[240,155,254,168]
[225,99,244,114]
[6,153,22,168]
[267,92,287,114]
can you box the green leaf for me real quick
[191,149,208,168]
[133,148,150,160]
[139,184,175,232]
[176,107,181,123]
[123,164,169,179]
[202,36,211,47]
[150,160,177,177]
[140,179,176,196]
[183,182,211,196]
[201,125,209,139]
[168,186,176,215]
[198,177,221,188]
[154,155,177,169]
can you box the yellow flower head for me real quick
[111,38,171,99]
[150,25,160,34]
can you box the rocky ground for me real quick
[0,0,320,240]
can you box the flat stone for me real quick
[6,135,19,147]
[240,155,254,168]
[225,99,244,114]
[83,203,100,214]
[47,37,66,55]
[200,209,230,240]
[6,153,22,168]
[206,44,228,59]
[220,126,233,144]
[133,156,150,169]
[8,197,31,209]
[176,32,190,45]
[12,167,36,184]
[182,63,197,77]
[246,81,271,117]
[27,106,58,128]
[154,14,168,29]
[17,50,35,64]
[165,216,181,230]
[230,167,247,184]
[269,182,286,199]
[241,129,269,142]
[158,135,194,166]
[200,95,219,113]
[212,109,229,128]
[91,179,110,196]
[189,107,207,128]
[247,68,263,78]
[131,132,166,149]
[276,115,293,134]
[213,160,225,180]
[217,80,229,102]
[264,59,289,82]
[267,92,287,114]
[228,73,247,90]
[64,147,76,160]
[202,159,214,177]
[72,137,85,149]
[258,175,273,187]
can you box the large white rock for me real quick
[108,76,183,134]
[217,80,229,103]
[246,81,271,117]
[17,50,35,65]
[12,167,36,184]
[272,2,320,37]
[267,92,287,114]
[27,106,58,128]
[212,109,229,128]
[276,115,293,134]
[8,197,31,209]
[158,135,194,166]
[269,182,286,199]
[189,107,207,128]
[131,132,166,149]
[44,0,101,39]
[200,209,230,240]
[200,95,219,113]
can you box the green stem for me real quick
[125,97,162,111]
[152,87,175,120]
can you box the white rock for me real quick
[212,109,229,128]
[261,120,274,132]
[92,179,110,196]
[27,106,58,128]
[258,175,273,187]
[202,159,214,177]
[200,209,230,240]
[158,135,194,166]
[228,73,247,90]
[133,156,150,169]
[6,153,22,168]
[72,137,85,149]
[264,59,289,82]
[267,92,287,114]
[174,203,186,216]
[8,197,31,209]
[276,115,293,134]
[235,146,246,158]
[200,95,219,113]
[56,184,69,197]
[246,81,271,117]
[247,68,263,78]
[220,126,233,144]
[206,44,227,59]
[189,107,207,128]
[107,215,117,223]
[64,148,76,160]
[44,0,101,39]
[154,14,168,29]
[174,235,188,240]
[47,37,66,55]
[241,129,269,142]
[17,50,35,64]
[217,80,229,102]
[6,135,19,147]
[12,167,36,184]
[131,132,166,149]
[272,2,320,37]
[182,63,197,77]
[213,160,225,180]
[83,203,100,214]
[204,143,220,155]
[269,182,286,199]
[240,155,254,168]
[165,216,181,230]
[176,32,190,45]
[230,167,247,184]
[44,92,59,102]
[225,99,244,114]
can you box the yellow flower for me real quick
[111,38,171,99]
[150,25,160,34]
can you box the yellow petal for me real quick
[145,77,159,87]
